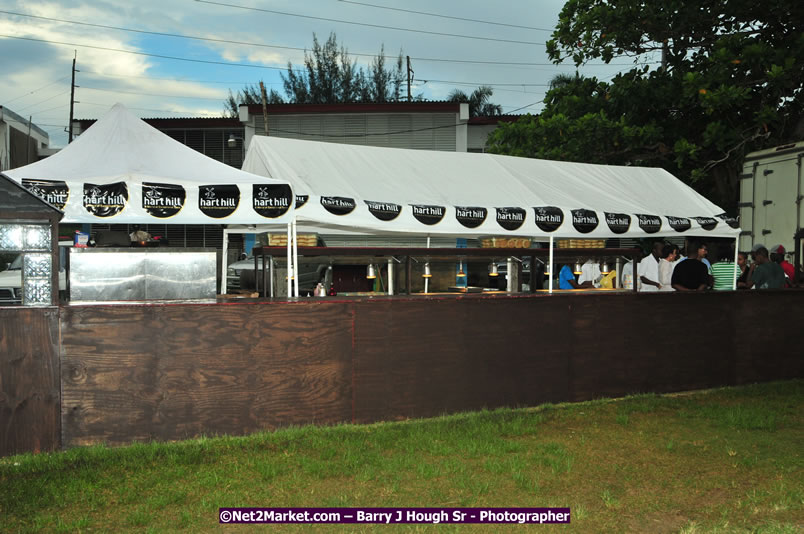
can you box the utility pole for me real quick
[259,81,270,136]
[406,56,413,102]
[68,51,78,143]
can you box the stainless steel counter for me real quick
[68,248,216,301]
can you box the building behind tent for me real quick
[0,107,52,172]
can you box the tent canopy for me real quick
[243,135,740,239]
[4,104,294,225]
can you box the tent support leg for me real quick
[733,237,739,290]
[221,229,229,295]
[387,258,394,295]
[292,217,299,297]
[286,223,292,298]
[548,236,554,294]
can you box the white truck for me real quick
[739,141,804,271]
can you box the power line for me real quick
[81,70,278,85]
[77,101,222,116]
[421,79,550,87]
[194,0,546,46]
[14,91,71,113]
[0,10,644,68]
[336,0,554,32]
[80,86,228,101]
[4,76,70,105]
[0,34,290,71]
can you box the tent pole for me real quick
[424,236,430,294]
[548,235,554,294]
[733,236,739,290]
[221,228,229,295]
[286,222,292,298]
[387,258,394,295]
[292,216,299,297]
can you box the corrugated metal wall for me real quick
[255,113,457,151]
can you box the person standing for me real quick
[638,242,664,291]
[736,251,751,289]
[671,242,709,291]
[770,244,795,286]
[658,243,679,291]
[746,246,786,289]
[711,244,740,291]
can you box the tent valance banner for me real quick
[242,136,740,239]
[3,104,294,225]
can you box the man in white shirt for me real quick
[638,242,664,291]
[577,259,603,287]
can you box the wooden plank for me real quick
[60,303,353,446]
[0,308,60,456]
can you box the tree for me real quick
[224,83,283,118]
[281,33,404,104]
[489,1,804,210]
[447,85,502,117]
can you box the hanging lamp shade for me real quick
[574,262,583,275]
[601,261,611,274]
[422,262,432,278]
[488,262,499,277]
[366,263,377,279]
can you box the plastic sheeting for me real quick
[3,104,294,225]
[243,135,740,238]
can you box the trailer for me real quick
[739,141,804,273]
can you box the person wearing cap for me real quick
[770,244,795,286]
[746,246,785,289]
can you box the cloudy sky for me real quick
[1,0,652,147]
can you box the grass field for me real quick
[1,380,802,533]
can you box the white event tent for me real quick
[243,135,739,239]
[3,103,294,226]
[240,135,741,293]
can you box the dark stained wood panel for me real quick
[0,308,60,456]
[60,303,353,447]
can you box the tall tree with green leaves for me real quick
[446,85,502,117]
[224,84,283,118]
[489,1,803,210]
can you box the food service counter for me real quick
[68,247,216,302]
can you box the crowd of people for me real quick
[557,240,796,291]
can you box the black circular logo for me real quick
[496,207,526,231]
[366,200,402,221]
[533,206,564,232]
[716,213,739,229]
[199,184,240,219]
[455,206,487,228]
[636,214,662,233]
[23,179,69,210]
[321,196,356,215]
[295,195,309,209]
[411,204,445,225]
[253,184,292,219]
[571,209,599,233]
[143,182,185,218]
[666,216,691,232]
[83,182,128,218]
[604,212,631,234]
[694,217,718,231]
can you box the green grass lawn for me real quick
[1,380,802,533]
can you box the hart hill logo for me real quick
[83,182,128,217]
[716,213,739,229]
[199,185,239,218]
[666,216,691,232]
[533,206,564,232]
[295,195,309,209]
[411,204,445,225]
[366,200,402,221]
[143,182,185,218]
[253,184,292,218]
[23,179,69,210]
[496,207,526,231]
[694,216,718,230]
[636,214,662,233]
[604,212,631,234]
[321,196,356,215]
[455,206,487,228]
[571,209,599,233]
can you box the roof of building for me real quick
[0,106,50,140]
